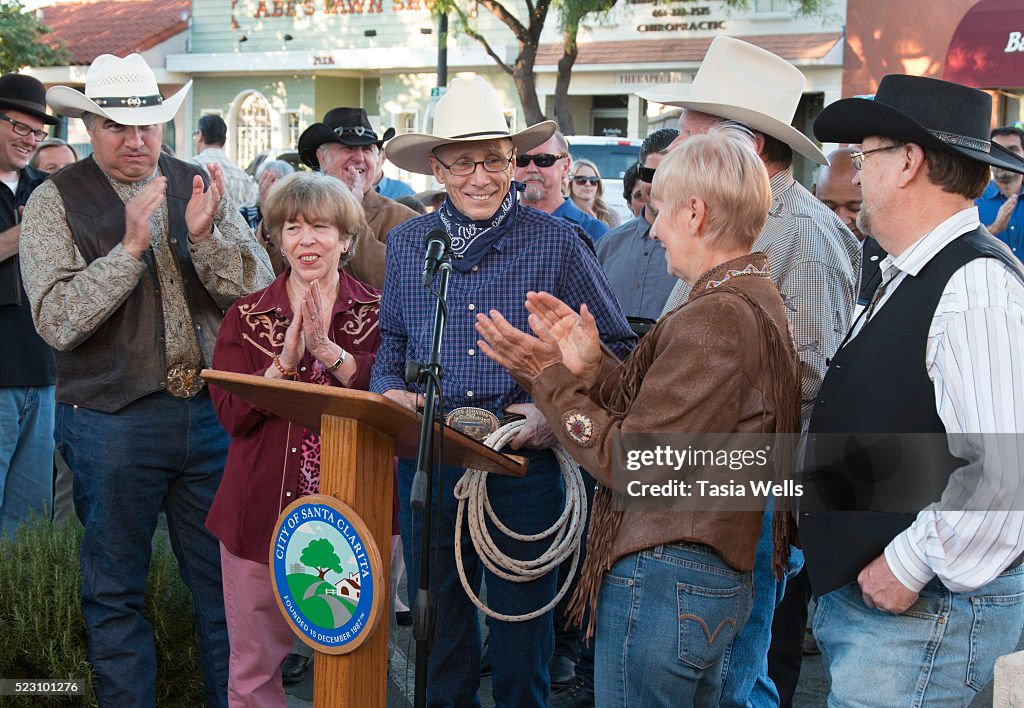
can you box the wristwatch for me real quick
[328,349,347,371]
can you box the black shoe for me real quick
[549,653,576,689]
[480,636,492,677]
[549,675,595,708]
[281,653,311,685]
[396,610,412,626]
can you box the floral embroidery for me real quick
[238,301,288,357]
[564,410,595,447]
[340,302,382,345]
[705,263,771,290]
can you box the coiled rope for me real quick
[453,419,588,622]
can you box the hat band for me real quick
[928,130,990,153]
[448,130,513,140]
[334,125,379,142]
[92,94,164,109]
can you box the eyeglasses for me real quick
[572,175,600,186]
[434,151,513,176]
[638,165,656,183]
[0,114,47,142]
[850,145,902,170]
[515,153,566,169]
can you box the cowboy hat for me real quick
[386,76,556,175]
[298,107,396,169]
[638,36,827,165]
[0,74,58,125]
[46,54,191,125]
[814,74,1024,174]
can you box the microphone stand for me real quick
[411,259,451,708]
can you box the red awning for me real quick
[944,0,1024,89]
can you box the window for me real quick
[234,93,273,169]
[284,111,301,151]
[753,0,791,12]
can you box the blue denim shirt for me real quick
[595,211,678,320]
[552,197,609,242]
[975,180,1024,257]
[369,209,635,413]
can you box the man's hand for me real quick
[988,194,1018,235]
[857,553,919,614]
[506,403,557,450]
[383,389,423,412]
[185,163,224,243]
[123,177,167,259]
[0,223,20,262]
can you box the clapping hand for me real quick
[525,292,602,386]
[185,162,225,243]
[123,177,167,258]
[475,308,562,383]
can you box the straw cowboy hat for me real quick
[297,107,397,170]
[814,74,1024,174]
[0,74,59,125]
[47,53,191,125]
[638,36,828,165]
[386,76,556,175]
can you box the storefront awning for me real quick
[944,0,1024,88]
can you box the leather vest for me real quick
[800,228,1024,596]
[50,154,224,412]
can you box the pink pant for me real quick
[220,544,296,708]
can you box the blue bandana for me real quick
[437,183,523,273]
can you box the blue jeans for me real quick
[594,543,754,707]
[398,450,563,707]
[720,499,803,708]
[814,564,1024,707]
[56,391,230,708]
[0,385,55,539]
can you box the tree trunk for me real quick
[318,568,328,579]
[513,41,545,125]
[554,38,579,135]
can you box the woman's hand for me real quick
[475,308,562,382]
[266,306,305,378]
[525,292,602,387]
[301,279,334,362]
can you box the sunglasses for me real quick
[572,176,600,186]
[515,153,565,168]
[638,166,656,183]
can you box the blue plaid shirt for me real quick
[369,207,636,413]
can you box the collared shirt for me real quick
[376,175,415,200]
[189,147,259,208]
[846,206,1024,593]
[975,179,1024,257]
[595,211,677,320]
[369,207,635,414]
[552,197,609,242]
[661,168,861,429]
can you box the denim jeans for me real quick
[56,391,230,708]
[0,385,55,539]
[398,450,563,707]
[720,499,804,708]
[814,564,1024,707]
[594,543,754,707]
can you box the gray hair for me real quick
[256,159,295,181]
[29,138,78,169]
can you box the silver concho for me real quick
[446,407,500,442]
[126,96,142,108]
[352,125,366,136]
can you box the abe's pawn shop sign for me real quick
[271,495,384,654]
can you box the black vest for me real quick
[800,227,1024,596]
[50,154,224,412]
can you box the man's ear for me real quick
[898,143,928,188]
[428,156,447,186]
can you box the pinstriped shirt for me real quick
[661,168,861,430]
[849,207,1024,593]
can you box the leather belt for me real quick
[165,365,205,399]
[445,407,524,442]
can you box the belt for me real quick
[445,407,525,442]
[165,365,205,399]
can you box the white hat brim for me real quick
[387,121,557,175]
[47,81,192,126]
[640,85,828,166]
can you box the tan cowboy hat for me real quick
[47,54,191,126]
[638,36,827,165]
[386,76,556,175]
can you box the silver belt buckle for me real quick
[445,407,500,442]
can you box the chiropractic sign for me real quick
[271,495,384,654]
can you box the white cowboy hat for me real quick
[386,76,556,175]
[46,54,191,126]
[638,36,827,165]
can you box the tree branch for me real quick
[476,0,528,39]
[464,25,515,75]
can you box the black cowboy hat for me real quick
[814,74,1024,174]
[0,73,59,125]
[297,107,396,169]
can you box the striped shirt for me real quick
[661,168,861,429]
[849,207,1024,593]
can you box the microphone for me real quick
[422,229,451,289]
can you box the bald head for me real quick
[813,147,863,240]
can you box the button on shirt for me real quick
[596,211,678,321]
[975,180,1024,257]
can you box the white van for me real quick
[564,136,642,223]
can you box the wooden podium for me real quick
[203,370,526,707]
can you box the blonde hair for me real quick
[650,125,770,250]
[262,172,366,267]
[569,158,616,227]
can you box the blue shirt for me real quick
[376,175,415,200]
[369,208,635,413]
[595,211,678,320]
[975,180,1024,257]
[552,197,608,242]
